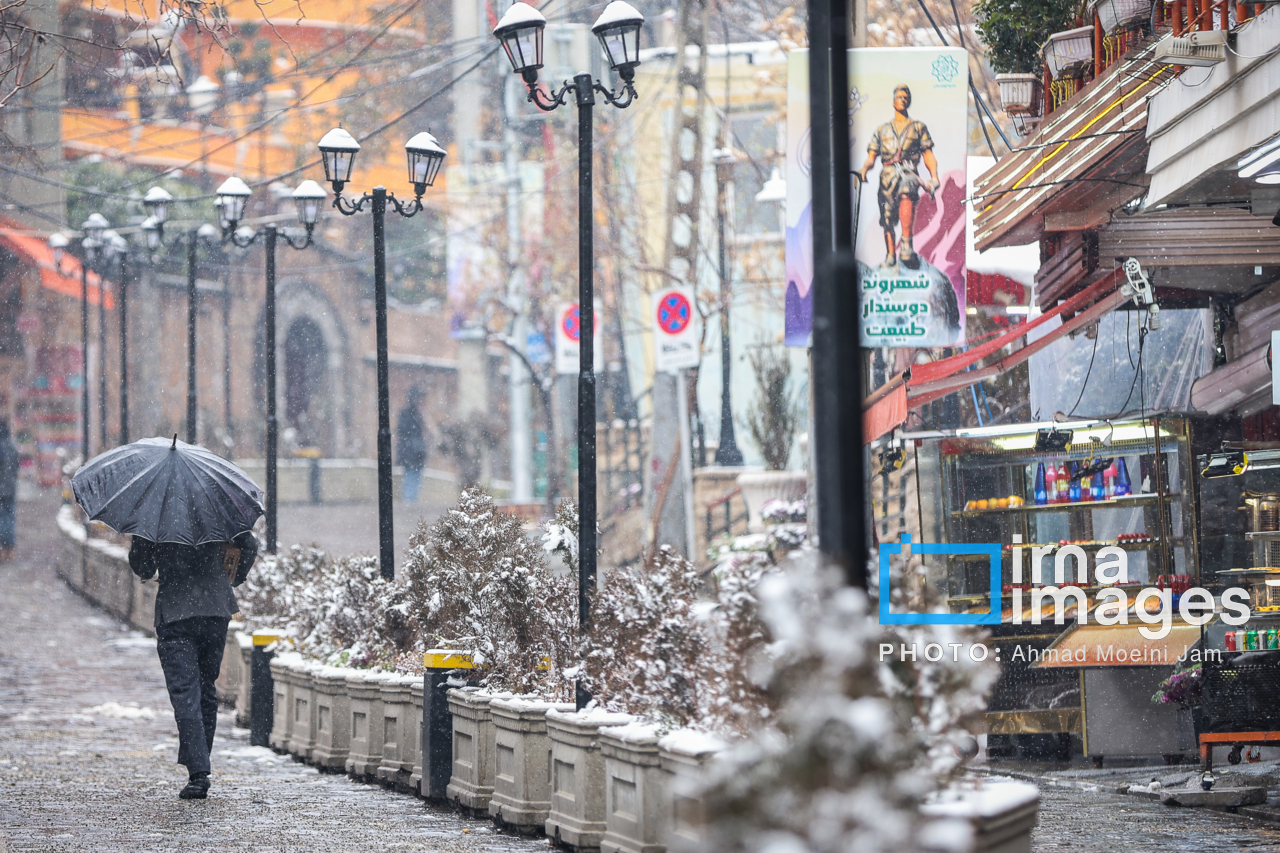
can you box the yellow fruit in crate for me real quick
[997,498,1010,508]
[965,500,975,511]
[977,499,989,510]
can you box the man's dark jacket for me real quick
[128,531,258,628]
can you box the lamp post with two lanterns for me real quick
[138,196,219,446]
[142,178,326,555]
[491,0,644,658]
[315,127,446,580]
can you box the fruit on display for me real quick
[964,495,1025,511]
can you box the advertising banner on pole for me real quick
[554,302,603,376]
[652,286,700,373]
[785,47,969,348]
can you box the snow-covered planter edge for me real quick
[446,688,502,814]
[287,662,319,761]
[311,666,355,771]
[345,670,389,779]
[268,656,297,754]
[376,675,421,792]
[409,679,425,794]
[234,631,254,728]
[489,695,577,832]
[545,707,636,850]
[657,729,726,853]
[599,722,666,853]
[919,779,1039,853]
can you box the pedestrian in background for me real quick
[0,419,18,563]
[396,385,428,504]
[130,529,258,799]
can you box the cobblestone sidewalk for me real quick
[0,494,546,852]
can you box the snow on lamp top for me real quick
[291,180,326,227]
[494,2,546,77]
[591,0,644,74]
[405,131,447,190]
[215,176,252,225]
[318,127,361,188]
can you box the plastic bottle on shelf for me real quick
[1057,462,1070,503]
[1114,458,1132,497]
[1068,462,1082,503]
[1045,462,1059,505]
[1079,466,1093,502]
[1104,459,1118,499]
[1034,463,1047,506]
[1091,466,1105,501]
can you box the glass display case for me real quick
[930,417,1199,617]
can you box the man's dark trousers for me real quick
[156,616,229,776]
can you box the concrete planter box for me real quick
[234,632,254,728]
[410,679,425,794]
[268,657,299,753]
[490,696,576,832]
[214,621,245,707]
[345,672,386,779]
[376,676,420,791]
[600,723,665,853]
[657,730,725,853]
[736,470,806,532]
[545,708,635,851]
[311,668,353,771]
[447,688,503,814]
[921,779,1039,853]
[287,667,318,761]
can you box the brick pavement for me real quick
[0,493,547,852]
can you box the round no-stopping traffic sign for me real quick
[562,306,580,342]
[657,292,691,335]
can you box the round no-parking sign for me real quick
[657,292,692,335]
[652,286,699,372]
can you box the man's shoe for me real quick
[179,773,210,800]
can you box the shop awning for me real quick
[1145,7,1280,207]
[0,220,113,309]
[1032,622,1203,668]
[1191,341,1271,417]
[973,45,1171,251]
[863,268,1126,441]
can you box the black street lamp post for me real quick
[316,128,446,579]
[141,196,218,447]
[78,214,108,462]
[712,148,743,467]
[493,1,643,678]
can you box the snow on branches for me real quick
[700,553,997,853]
[402,487,578,698]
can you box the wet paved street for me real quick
[1032,782,1280,851]
[0,493,544,852]
[275,498,450,559]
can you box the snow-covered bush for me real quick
[237,544,331,640]
[581,542,774,734]
[401,487,577,697]
[581,545,710,728]
[295,554,417,672]
[701,552,997,853]
[238,544,417,672]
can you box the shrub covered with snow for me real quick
[580,542,774,734]
[701,552,997,853]
[237,544,331,640]
[401,487,578,697]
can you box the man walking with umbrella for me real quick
[72,436,263,800]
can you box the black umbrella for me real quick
[71,436,264,545]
